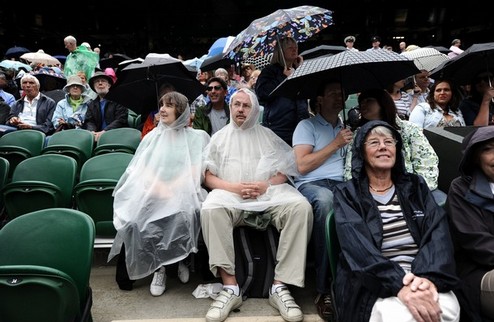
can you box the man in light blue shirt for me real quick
[0,72,15,107]
[292,79,353,321]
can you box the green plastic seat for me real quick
[92,127,142,156]
[325,209,340,280]
[2,154,77,220]
[0,157,9,224]
[133,114,142,129]
[0,130,46,179]
[74,152,133,237]
[0,208,95,322]
[42,129,95,171]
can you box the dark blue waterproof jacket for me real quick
[255,63,309,145]
[333,120,459,322]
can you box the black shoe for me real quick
[315,293,336,322]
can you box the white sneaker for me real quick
[269,285,303,322]
[206,288,243,322]
[178,261,190,284]
[150,266,166,296]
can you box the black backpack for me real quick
[233,225,279,300]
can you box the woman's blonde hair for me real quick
[270,37,297,66]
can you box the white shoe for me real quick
[150,266,166,296]
[178,261,190,284]
[206,288,243,322]
[269,285,303,322]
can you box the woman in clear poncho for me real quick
[108,91,210,295]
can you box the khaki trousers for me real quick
[200,198,313,288]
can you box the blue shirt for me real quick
[0,89,15,107]
[292,114,345,188]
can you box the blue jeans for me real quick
[298,178,341,295]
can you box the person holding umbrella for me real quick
[255,37,309,146]
[459,71,494,126]
[292,79,353,321]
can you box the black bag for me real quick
[233,225,279,300]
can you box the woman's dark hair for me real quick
[426,79,462,113]
[160,91,189,118]
[357,88,399,129]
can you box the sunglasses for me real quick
[206,85,223,91]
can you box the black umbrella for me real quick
[300,45,346,59]
[106,53,206,114]
[430,42,494,85]
[270,49,420,99]
[199,53,234,72]
[99,53,132,70]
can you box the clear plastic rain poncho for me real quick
[201,88,304,212]
[108,105,210,280]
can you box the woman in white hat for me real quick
[51,75,92,130]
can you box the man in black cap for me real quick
[366,36,382,51]
[84,70,128,141]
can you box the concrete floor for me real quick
[90,248,325,322]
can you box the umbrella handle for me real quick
[489,78,494,104]
[276,35,288,69]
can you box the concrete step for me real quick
[91,249,324,322]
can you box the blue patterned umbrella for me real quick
[0,59,32,71]
[224,5,333,62]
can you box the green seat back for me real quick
[3,154,77,219]
[325,209,340,279]
[0,157,9,212]
[133,114,142,129]
[0,265,80,322]
[93,127,142,156]
[0,130,46,178]
[74,152,133,236]
[0,208,95,321]
[42,129,95,170]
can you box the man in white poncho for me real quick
[201,88,313,322]
[107,92,210,296]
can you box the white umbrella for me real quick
[401,47,450,72]
[20,49,61,66]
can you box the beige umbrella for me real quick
[20,49,61,66]
[401,47,450,72]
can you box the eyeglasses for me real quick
[206,85,223,91]
[364,138,396,148]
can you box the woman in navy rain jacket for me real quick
[333,120,460,322]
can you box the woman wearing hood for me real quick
[333,120,460,322]
[107,91,210,296]
[447,126,494,321]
